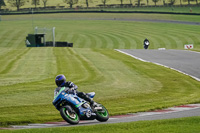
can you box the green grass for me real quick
[1,117,200,133]
[2,13,200,49]
[2,13,200,22]
[0,13,200,127]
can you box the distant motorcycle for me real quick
[52,87,109,125]
[144,41,150,49]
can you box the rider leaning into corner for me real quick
[54,74,96,107]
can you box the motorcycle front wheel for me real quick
[60,106,79,125]
[95,104,109,122]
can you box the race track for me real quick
[116,49,200,81]
[10,104,200,129]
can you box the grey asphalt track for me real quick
[113,108,200,123]
[104,19,200,26]
[116,49,200,81]
[48,18,200,26]
[11,104,200,129]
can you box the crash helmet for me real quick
[55,74,66,87]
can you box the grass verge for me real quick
[1,117,200,133]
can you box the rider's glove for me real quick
[68,82,75,88]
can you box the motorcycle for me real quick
[52,87,109,125]
[144,40,150,49]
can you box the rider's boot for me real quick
[77,92,97,107]
[90,100,97,107]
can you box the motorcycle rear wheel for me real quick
[60,106,79,125]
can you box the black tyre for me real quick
[60,106,79,125]
[96,104,109,122]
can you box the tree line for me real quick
[0,0,199,11]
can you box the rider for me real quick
[143,38,150,49]
[54,74,95,106]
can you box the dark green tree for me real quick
[102,0,109,7]
[63,0,78,8]
[86,0,89,8]
[119,0,123,6]
[0,0,6,9]
[146,0,149,6]
[138,0,141,6]
[152,0,159,5]
[195,0,198,4]
[179,0,182,5]
[8,0,27,11]
[169,0,175,5]
[42,0,48,8]
[188,0,190,5]
[85,0,93,8]
[163,0,165,5]
[32,0,40,8]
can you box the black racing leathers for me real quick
[54,81,94,104]
[143,39,150,49]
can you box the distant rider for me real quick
[54,74,95,106]
[143,38,150,49]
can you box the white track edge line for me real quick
[115,49,200,82]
